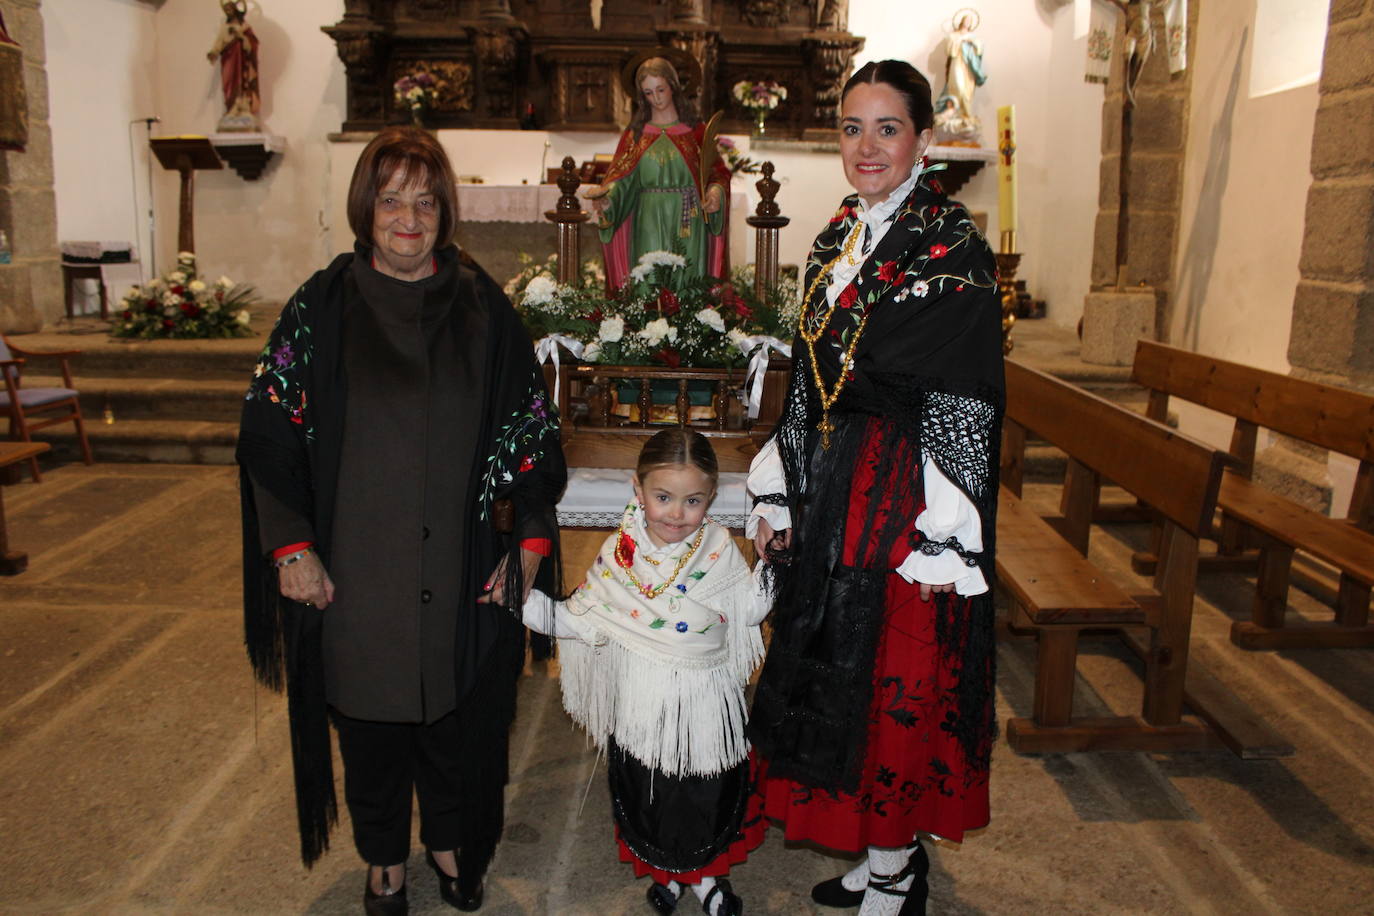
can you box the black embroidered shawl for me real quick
[749,178,1004,793]
[236,244,565,865]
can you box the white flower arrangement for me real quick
[598,316,625,343]
[732,80,788,112]
[695,307,725,333]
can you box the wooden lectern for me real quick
[150,136,222,256]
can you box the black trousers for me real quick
[331,640,521,869]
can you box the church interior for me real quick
[1,0,1372,913]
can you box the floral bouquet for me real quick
[732,80,788,112]
[512,249,798,370]
[113,251,256,339]
[393,70,441,119]
[716,136,759,175]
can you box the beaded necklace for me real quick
[614,516,707,599]
[798,221,869,449]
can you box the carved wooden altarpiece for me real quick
[323,0,863,136]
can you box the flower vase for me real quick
[411,106,428,128]
[752,110,767,139]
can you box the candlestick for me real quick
[997,105,1018,239]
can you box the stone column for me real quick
[1081,2,1195,362]
[1260,0,1374,509]
[0,0,60,332]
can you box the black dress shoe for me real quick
[646,881,679,914]
[363,871,408,916]
[810,874,864,909]
[867,842,930,916]
[427,850,484,912]
[701,878,743,916]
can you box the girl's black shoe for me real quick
[646,881,679,914]
[701,878,743,916]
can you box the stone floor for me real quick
[2,463,1372,915]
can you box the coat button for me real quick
[421,589,433,603]
[423,526,431,540]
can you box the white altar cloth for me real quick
[457,184,565,223]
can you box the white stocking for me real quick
[858,845,914,916]
[690,876,721,914]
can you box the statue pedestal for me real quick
[1081,287,1155,366]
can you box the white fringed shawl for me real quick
[558,503,764,778]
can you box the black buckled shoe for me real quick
[363,868,408,916]
[646,881,679,914]
[867,842,930,916]
[701,878,743,916]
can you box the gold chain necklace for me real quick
[614,518,707,599]
[799,221,870,449]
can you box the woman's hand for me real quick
[278,552,336,609]
[702,184,724,215]
[477,547,544,606]
[918,581,956,601]
[753,518,792,562]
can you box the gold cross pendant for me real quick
[818,416,835,450]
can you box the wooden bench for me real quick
[0,441,49,574]
[999,360,1290,757]
[1132,340,1374,649]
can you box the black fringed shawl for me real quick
[236,244,565,865]
[748,178,1004,793]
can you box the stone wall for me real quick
[1089,2,1196,336]
[1286,0,1374,395]
[0,0,59,332]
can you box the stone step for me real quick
[6,327,268,381]
[30,418,238,466]
[25,375,247,423]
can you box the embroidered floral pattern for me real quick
[478,383,558,520]
[245,294,314,440]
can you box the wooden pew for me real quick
[999,360,1290,757]
[1132,340,1374,649]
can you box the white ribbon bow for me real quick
[534,334,585,405]
[735,335,791,419]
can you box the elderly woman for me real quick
[746,61,1002,916]
[585,54,731,288]
[237,127,565,915]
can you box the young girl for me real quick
[524,427,767,916]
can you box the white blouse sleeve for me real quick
[893,456,989,596]
[521,590,603,642]
[745,436,791,538]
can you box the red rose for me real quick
[732,299,753,319]
[145,302,159,314]
[518,454,535,473]
[583,308,604,324]
[877,261,901,283]
[654,347,682,368]
[169,285,184,295]
[616,531,636,567]
[837,285,859,310]
[929,244,948,259]
[180,303,200,318]
[162,318,175,329]
[829,204,856,225]
[657,288,681,315]
[122,310,133,321]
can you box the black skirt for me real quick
[607,739,752,874]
